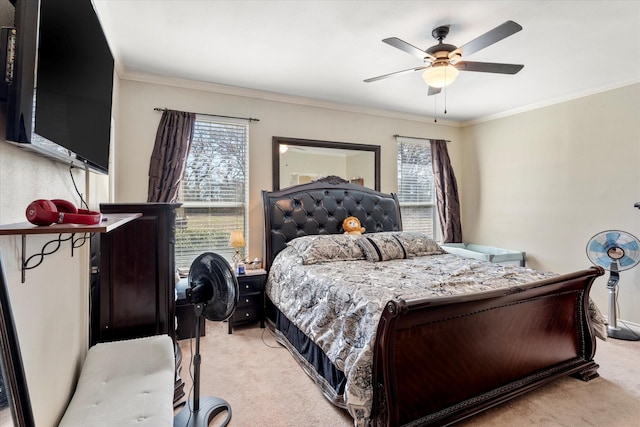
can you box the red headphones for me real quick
[26,199,102,226]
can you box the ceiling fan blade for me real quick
[457,20,522,58]
[427,86,441,96]
[383,37,435,61]
[455,61,524,74]
[364,65,428,83]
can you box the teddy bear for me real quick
[342,216,366,235]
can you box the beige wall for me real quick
[0,143,96,426]
[114,78,462,260]
[0,152,111,427]
[460,83,640,326]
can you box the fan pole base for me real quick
[607,328,640,341]
[174,396,232,427]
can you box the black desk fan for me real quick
[174,253,239,426]
[586,230,640,341]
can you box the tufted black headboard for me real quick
[262,178,402,271]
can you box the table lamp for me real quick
[228,230,245,268]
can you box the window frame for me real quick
[396,137,438,240]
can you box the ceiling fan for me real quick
[364,20,524,95]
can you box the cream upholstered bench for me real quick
[58,335,175,427]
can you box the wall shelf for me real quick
[0,213,141,235]
[0,213,142,282]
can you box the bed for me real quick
[261,178,605,427]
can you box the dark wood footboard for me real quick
[372,266,604,427]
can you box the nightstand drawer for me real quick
[233,306,260,323]
[238,275,264,293]
[237,293,262,308]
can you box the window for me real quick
[397,137,437,239]
[174,116,249,270]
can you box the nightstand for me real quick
[175,278,205,340]
[228,269,267,334]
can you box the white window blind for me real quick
[175,116,249,270]
[397,137,437,239]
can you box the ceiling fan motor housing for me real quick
[432,25,450,41]
[427,26,461,63]
[426,43,457,60]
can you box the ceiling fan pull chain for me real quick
[434,93,438,123]
[444,71,448,115]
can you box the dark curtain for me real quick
[431,139,462,243]
[147,109,195,202]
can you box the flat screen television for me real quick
[2,0,114,174]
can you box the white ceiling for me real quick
[92,0,640,124]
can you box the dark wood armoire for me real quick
[91,203,181,345]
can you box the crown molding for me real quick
[118,70,461,128]
[463,78,640,127]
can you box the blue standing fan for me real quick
[586,230,640,340]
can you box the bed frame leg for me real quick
[571,362,600,382]
[372,382,388,426]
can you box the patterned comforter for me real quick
[265,232,604,426]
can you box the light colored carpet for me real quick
[176,320,640,426]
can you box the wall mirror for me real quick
[0,250,35,427]
[272,137,380,191]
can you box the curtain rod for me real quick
[154,107,259,122]
[393,134,451,142]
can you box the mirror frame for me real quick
[272,136,381,191]
[0,250,35,427]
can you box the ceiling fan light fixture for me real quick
[422,63,459,88]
